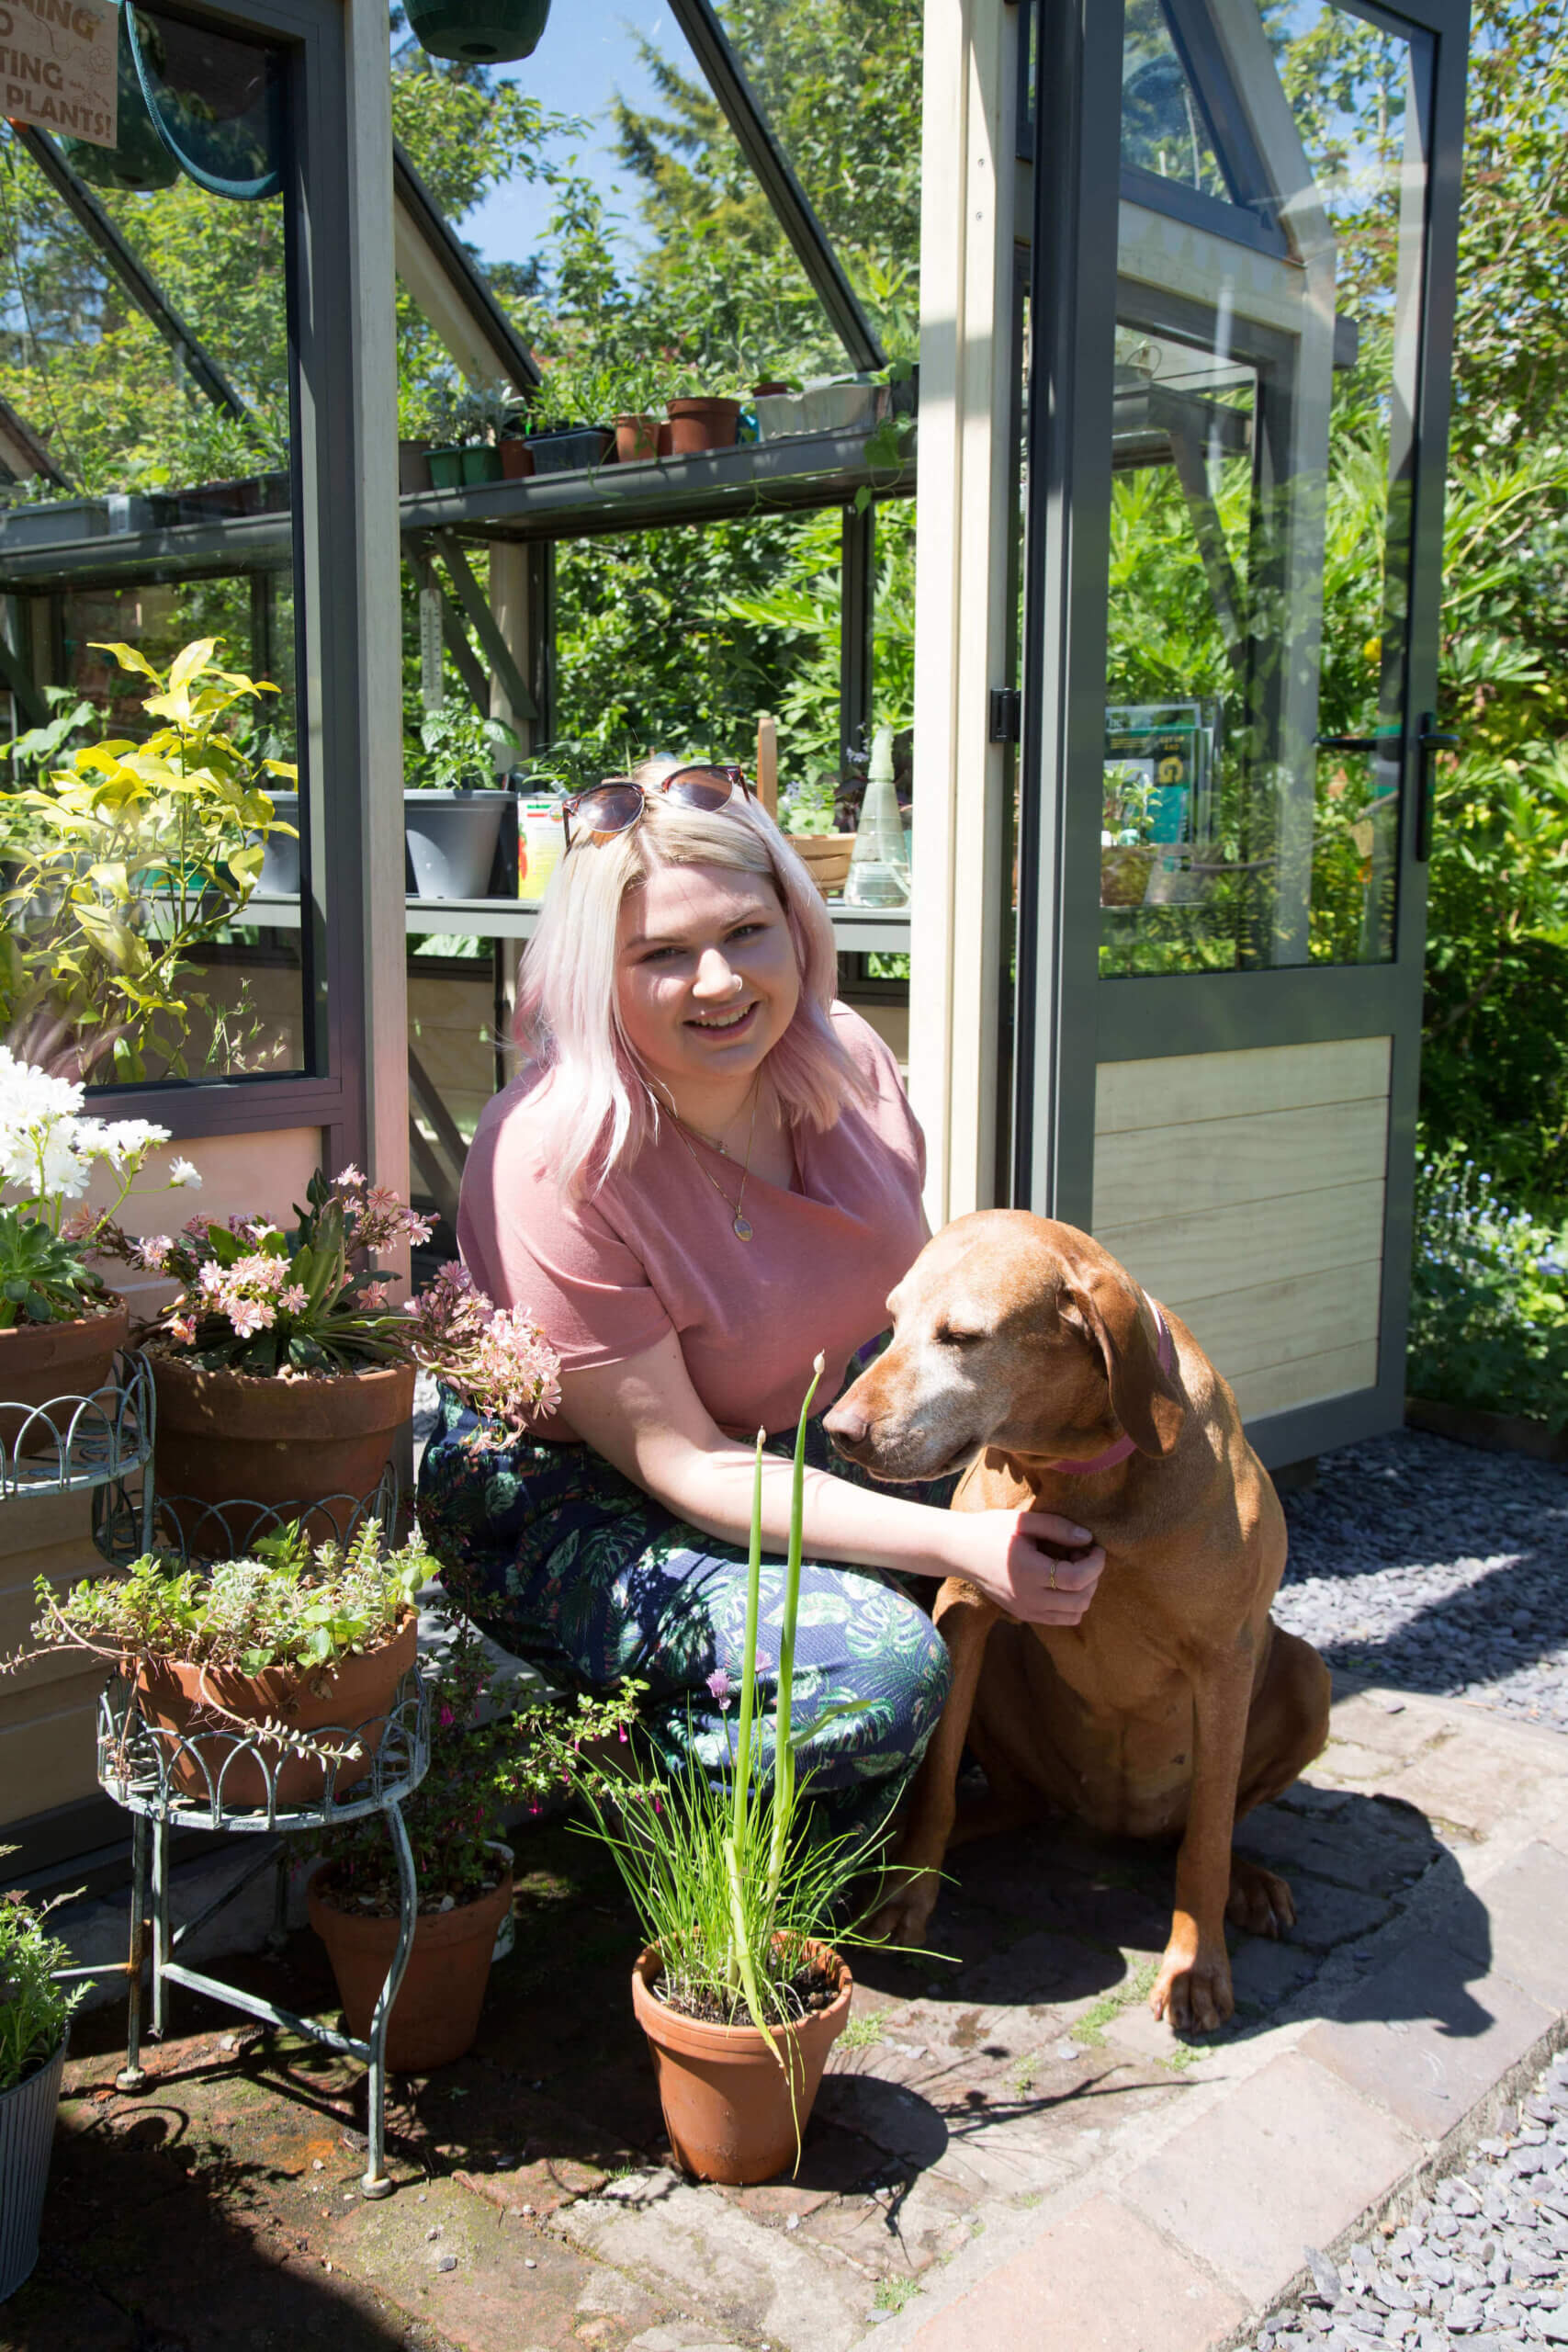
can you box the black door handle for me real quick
[1416,715,1460,864]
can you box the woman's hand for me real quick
[941,1508,1107,1626]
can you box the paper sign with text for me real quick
[0,0,118,150]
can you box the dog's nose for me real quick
[823,1400,869,1451]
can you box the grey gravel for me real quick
[1252,2049,1568,2348]
[1276,1430,1568,1732]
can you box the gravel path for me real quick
[1276,1430,1568,1734]
[1254,2048,1568,2348]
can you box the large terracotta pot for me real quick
[309,1855,513,2071]
[666,396,740,456]
[632,1940,852,2185]
[0,1297,130,1459]
[148,1354,414,1537]
[137,1614,417,1811]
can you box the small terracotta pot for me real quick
[785,833,855,899]
[137,1614,417,1811]
[310,1858,513,2071]
[499,436,533,481]
[0,1297,130,1458]
[148,1354,414,1540]
[632,1940,852,2185]
[614,413,660,463]
[665,396,741,456]
[657,422,674,458]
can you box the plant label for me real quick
[0,0,118,148]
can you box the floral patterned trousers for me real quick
[415,1379,958,1840]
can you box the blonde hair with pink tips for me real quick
[514,775,868,1196]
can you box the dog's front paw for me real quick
[863,1862,942,1950]
[1150,1934,1234,2033]
[1226,1855,1296,1939]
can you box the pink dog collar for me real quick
[1045,1296,1176,1476]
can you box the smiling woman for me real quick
[416,763,1106,1843]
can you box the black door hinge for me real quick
[989,687,1021,744]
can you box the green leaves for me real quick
[0,1207,107,1329]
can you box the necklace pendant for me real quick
[732,1212,753,1241]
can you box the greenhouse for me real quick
[14,0,1568,2345]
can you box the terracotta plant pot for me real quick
[0,1297,130,1460]
[632,1940,852,2185]
[666,397,741,456]
[137,1615,417,1811]
[148,1353,414,1538]
[499,436,533,481]
[785,833,855,899]
[309,1857,514,2070]
[615,413,660,463]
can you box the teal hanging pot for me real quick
[59,6,177,191]
[405,0,549,67]
[125,3,283,202]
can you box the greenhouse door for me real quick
[1012,0,1470,1464]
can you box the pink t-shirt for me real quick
[457,1005,926,1442]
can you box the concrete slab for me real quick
[906,2192,1247,2352]
[1116,2049,1421,2305]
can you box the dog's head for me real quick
[823,1211,1186,1483]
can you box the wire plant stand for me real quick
[93,1664,430,2197]
[92,1461,402,1570]
[0,1349,156,1554]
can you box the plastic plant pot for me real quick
[615,413,660,463]
[256,790,299,895]
[427,446,464,492]
[529,427,613,476]
[799,380,878,435]
[499,437,533,481]
[459,445,503,487]
[753,390,807,440]
[405,0,549,64]
[0,2037,66,2303]
[404,788,513,899]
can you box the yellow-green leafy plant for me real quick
[0,638,297,1081]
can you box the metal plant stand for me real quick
[95,1664,430,2198]
[0,1348,156,1536]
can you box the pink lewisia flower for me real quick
[279,1283,308,1314]
[360,1280,390,1311]
[336,1164,365,1188]
[227,1298,275,1339]
[168,1314,197,1346]
[135,1234,173,1272]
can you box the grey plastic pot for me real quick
[257,790,300,896]
[0,2036,65,2303]
[404,789,512,900]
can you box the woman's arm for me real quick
[558,1331,1105,1628]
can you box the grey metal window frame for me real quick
[77,0,399,1182]
[1013,0,1471,1465]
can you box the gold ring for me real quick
[1048,1562,1059,1590]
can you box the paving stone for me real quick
[1289,1877,1399,1953]
[908,2192,1247,2351]
[950,1930,1125,2013]
[1119,2051,1420,2304]
[556,2169,870,2352]
[1299,1921,1556,2143]
[797,2166,974,2279]
[1372,1736,1555,1841]
[1228,1933,1321,2012]
[1450,1844,1568,2014]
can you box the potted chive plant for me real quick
[404,704,518,900]
[556,1356,884,2185]
[0,1882,84,2303]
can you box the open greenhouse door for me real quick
[1006,0,1469,1465]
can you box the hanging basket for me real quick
[404,0,550,65]
[124,2,284,202]
[59,6,177,191]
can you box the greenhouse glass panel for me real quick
[0,10,308,1091]
[1098,0,1433,976]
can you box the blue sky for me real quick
[459,0,679,270]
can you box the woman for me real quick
[418,761,1105,1830]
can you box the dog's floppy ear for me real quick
[1062,1267,1185,1457]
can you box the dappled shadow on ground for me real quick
[6,1764,1496,2344]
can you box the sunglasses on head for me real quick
[560,763,752,851]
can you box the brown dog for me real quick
[823,1210,1331,2031]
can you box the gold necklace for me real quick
[664,1081,761,1241]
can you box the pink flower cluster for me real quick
[403,1261,562,1434]
[335,1166,434,1255]
[197,1250,288,1339]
